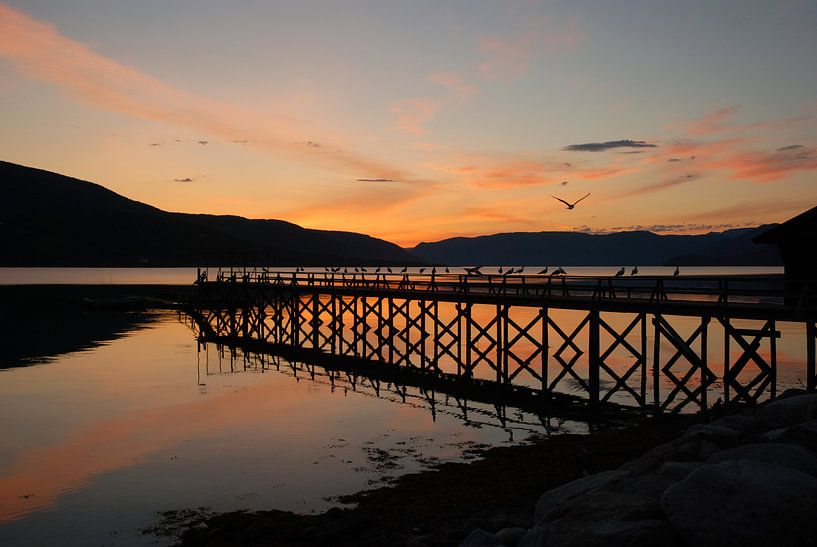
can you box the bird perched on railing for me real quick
[538,267,549,274]
[445,267,450,273]
[551,267,566,276]
[400,266,407,273]
[673,266,680,277]
[615,267,625,277]
[464,266,482,275]
[631,266,638,276]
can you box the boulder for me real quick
[773,420,817,453]
[661,460,817,546]
[494,526,527,546]
[533,470,625,522]
[541,490,663,523]
[683,424,740,448]
[519,518,680,547]
[461,528,498,547]
[709,413,779,438]
[759,393,817,427]
[658,461,701,482]
[602,472,677,500]
[707,442,817,477]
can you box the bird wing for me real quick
[552,196,571,207]
[573,193,591,205]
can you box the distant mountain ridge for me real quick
[0,160,418,266]
[410,227,781,266]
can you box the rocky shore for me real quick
[463,390,817,546]
[169,415,696,546]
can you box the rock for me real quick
[519,518,680,547]
[759,393,817,427]
[541,490,663,523]
[709,414,779,438]
[461,528,498,547]
[533,470,625,522]
[494,526,527,546]
[661,460,817,546]
[667,435,721,461]
[683,423,740,448]
[774,420,817,453]
[658,461,701,482]
[707,442,817,477]
[602,472,677,500]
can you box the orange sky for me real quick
[1,2,816,246]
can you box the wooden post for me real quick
[807,322,817,392]
[589,309,600,404]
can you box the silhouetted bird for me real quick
[631,266,638,276]
[400,266,407,273]
[517,267,525,274]
[538,267,549,274]
[361,267,367,272]
[387,267,392,273]
[375,267,381,273]
[419,267,425,273]
[551,267,566,276]
[432,266,437,274]
[552,193,591,210]
[465,266,482,275]
[445,267,450,273]
[673,266,680,277]
[498,266,504,274]
[615,267,625,277]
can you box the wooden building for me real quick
[754,205,817,306]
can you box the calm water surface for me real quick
[0,311,564,546]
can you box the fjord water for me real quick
[0,310,553,546]
[0,266,801,546]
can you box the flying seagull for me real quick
[552,193,591,210]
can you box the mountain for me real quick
[0,160,418,266]
[410,228,782,266]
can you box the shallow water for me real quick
[0,312,568,546]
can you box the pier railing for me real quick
[188,267,817,413]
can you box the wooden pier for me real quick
[188,267,817,413]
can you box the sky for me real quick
[1,1,816,247]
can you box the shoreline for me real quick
[159,414,698,546]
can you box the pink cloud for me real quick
[0,4,404,179]
[477,19,582,81]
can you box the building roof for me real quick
[753,205,817,244]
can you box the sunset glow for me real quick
[2,1,816,246]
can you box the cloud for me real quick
[0,4,405,180]
[778,144,803,151]
[563,140,657,152]
[356,178,396,182]
[391,97,444,135]
[614,172,704,200]
[390,72,476,135]
[605,222,756,234]
[424,156,638,189]
[477,20,582,81]
[687,106,740,135]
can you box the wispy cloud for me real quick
[356,178,396,182]
[0,4,405,180]
[477,19,582,81]
[563,140,657,152]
